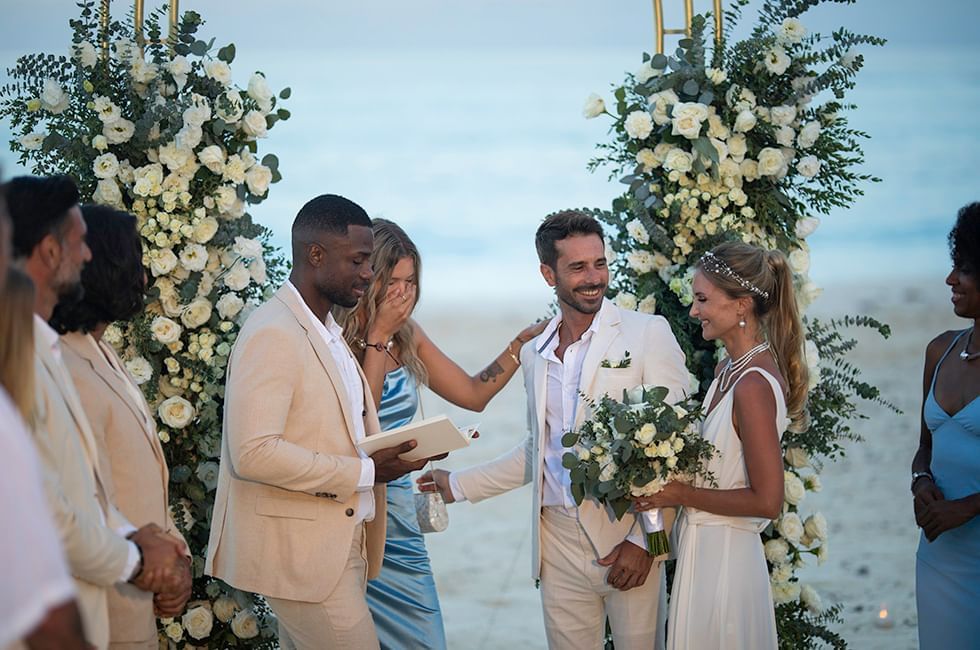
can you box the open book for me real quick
[356,414,479,462]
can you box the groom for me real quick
[421,210,689,649]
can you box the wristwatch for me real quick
[911,470,933,492]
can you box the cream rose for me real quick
[757,147,786,177]
[634,423,656,445]
[182,604,214,640]
[179,243,209,272]
[613,292,637,311]
[638,295,657,314]
[223,262,251,291]
[784,446,810,468]
[245,164,273,196]
[124,356,153,385]
[636,148,658,170]
[205,60,233,86]
[230,610,259,639]
[624,111,654,140]
[777,512,804,543]
[797,120,821,149]
[764,538,790,564]
[104,118,135,145]
[193,217,220,244]
[784,470,806,505]
[241,110,268,139]
[233,236,264,260]
[214,186,238,214]
[216,293,245,320]
[40,78,69,114]
[775,125,796,147]
[149,248,179,277]
[635,62,662,84]
[770,105,797,127]
[164,621,183,642]
[151,316,183,344]
[197,146,226,176]
[248,72,274,112]
[158,395,195,429]
[671,113,702,140]
[93,179,123,208]
[740,159,760,181]
[796,155,821,178]
[764,46,791,75]
[213,596,239,623]
[663,148,694,174]
[772,582,802,605]
[733,109,757,133]
[181,298,213,329]
[804,513,828,541]
[582,92,606,119]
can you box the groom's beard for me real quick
[555,281,606,315]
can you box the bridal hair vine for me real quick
[699,251,770,299]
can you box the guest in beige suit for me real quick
[206,194,442,650]
[5,176,190,650]
[421,211,689,650]
[50,205,192,648]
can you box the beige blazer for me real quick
[31,320,132,650]
[205,285,386,603]
[61,331,185,647]
[453,300,689,579]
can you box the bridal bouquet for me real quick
[562,385,713,555]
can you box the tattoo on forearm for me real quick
[479,361,505,383]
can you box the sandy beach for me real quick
[412,276,960,650]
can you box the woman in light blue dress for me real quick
[912,202,980,649]
[340,219,544,649]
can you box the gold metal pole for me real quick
[134,0,145,50]
[652,0,725,54]
[100,0,111,61]
[653,0,664,55]
[684,0,694,36]
[169,0,179,51]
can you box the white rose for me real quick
[624,111,654,140]
[18,132,45,151]
[794,216,820,239]
[213,596,239,623]
[777,512,804,543]
[216,293,245,320]
[770,105,797,127]
[784,447,810,468]
[626,219,649,244]
[222,155,247,185]
[733,109,757,133]
[182,103,211,130]
[198,145,226,175]
[216,90,244,123]
[801,584,822,613]
[638,295,657,314]
[796,155,821,178]
[757,147,786,177]
[671,113,702,140]
[40,79,69,114]
[663,148,694,173]
[158,395,195,429]
[784,470,806,505]
[635,62,662,84]
[764,538,790,564]
[158,142,195,173]
[788,247,810,274]
[164,621,183,642]
[797,121,821,149]
[124,356,153,385]
[613,292,637,311]
[775,125,796,147]
[726,86,757,111]
[740,159,760,181]
[92,134,109,151]
[241,110,268,139]
[176,124,202,149]
[772,581,802,605]
[626,250,655,274]
[816,540,828,565]
[598,461,618,483]
[804,513,828,541]
[104,118,135,145]
[247,72,274,112]
[92,179,123,208]
[706,67,727,85]
[214,186,237,214]
[707,114,730,140]
[179,243,209,272]
[72,41,98,68]
[167,55,191,89]
[233,236,264,260]
[93,153,120,179]
[181,298,213,329]
[673,102,709,122]
[230,610,259,639]
[249,257,267,284]
[778,17,807,45]
[764,46,791,75]
[771,562,793,584]
[93,96,121,123]
[149,248,179,276]
[245,164,273,196]
[205,60,233,86]
[582,92,606,119]
[224,262,251,291]
[182,604,214,640]
[634,423,657,446]
[151,316,183,344]
[193,217,220,244]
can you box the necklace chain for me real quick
[719,341,771,392]
[959,327,980,361]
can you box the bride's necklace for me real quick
[959,327,980,361]
[718,341,770,392]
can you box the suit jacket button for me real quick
[345,508,355,517]
[362,409,367,417]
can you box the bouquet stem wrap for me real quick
[641,509,669,556]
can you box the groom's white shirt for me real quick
[450,298,688,579]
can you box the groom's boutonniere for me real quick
[600,351,631,369]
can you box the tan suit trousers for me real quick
[540,507,666,650]
[266,525,379,650]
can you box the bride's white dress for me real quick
[667,367,787,650]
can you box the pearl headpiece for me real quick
[699,250,770,299]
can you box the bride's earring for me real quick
[738,316,746,328]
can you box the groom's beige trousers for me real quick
[266,525,379,650]
[540,507,667,650]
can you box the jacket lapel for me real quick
[576,302,622,425]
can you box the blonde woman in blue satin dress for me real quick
[339,219,544,649]
[633,242,809,650]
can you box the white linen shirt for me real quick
[284,282,375,523]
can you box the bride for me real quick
[633,241,809,649]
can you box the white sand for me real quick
[412,277,961,649]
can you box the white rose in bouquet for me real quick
[247,72,274,112]
[635,62,662,84]
[794,215,820,239]
[158,395,195,429]
[788,247,810,274]
[770,562,793,584]
[216,90,244,123]
[40,78,69,114]
[176,124,202,149]
[772,581,802,605]
[784,470,806,505]
[167,55,191,89]
[638,295,657,314]
[726,135,749,161]
[757,148,786,177]
[205,60,233,86]
[193,217,220,244]
[726,86,757,111]
[242,110,268,139]
[635,148,658,169]
[672,113,703,140]
[223,155,248,184]
[764,537,790,564]
[778,17,807,45]
[124,356,153,385]
[613,292,637,311]
[664,149,694,173]
[164,621,183,642]
[733,110,757,133]
[93,96,121,123]
[739,159,760,181]
[245,164,273,196]
[233,236,264,260]
[804,512,828,541]
[92,153,119,179]
[796,155,821,178]
[181,298,213,329]
[92,179,123,208]
[214,186,238,214]
[624,111,654,140]
[674,102,709,122]
[230,610,260,639]
[706,67,727,84]
[784,446,810,468]
[151,316,183,344]
[816,540,828,565]
[626,250,655,274]
[626,219,649,244]
[801,584,823,612]
[224,262,252,291]
[72,41,98,68]
[159,142,195,172]
[764,46,791,75]
[216,293,245,320]
[775,126,795,147]
[104,118,135,145]
[18,132,45,151]
[581,93,606,119]
[179,243,209,272]
[249,257,267,284]
[182,604,214,640]
[797,120,821,148]
[777,512,804,543]
[182,103,211,129]
[213,596,239,623]
[770,105,797,126]
[149,248,179,277]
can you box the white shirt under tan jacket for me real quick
[205,283,386,649]
[30,318,141,650]
[60,331,186,649]
[450,299,689,650]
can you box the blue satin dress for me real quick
[916,330,980,649]
[366,366,448,650]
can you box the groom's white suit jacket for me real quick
[453,299,689,579]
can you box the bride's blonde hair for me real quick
[697,241,809,424]
[338,219,428,385]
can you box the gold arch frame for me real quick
[99,0,180,58]
[653,0,723,54]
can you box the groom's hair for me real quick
[535,209,604,269]
[292,193,371,240]
[3,174,80,259]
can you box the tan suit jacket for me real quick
[30,319,132,650]
[453,300,689,579]
[61,332,185,647]
[205,285,386,603]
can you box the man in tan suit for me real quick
[5,176,190,650]
[206,194,440,649]
[422,211,689,649]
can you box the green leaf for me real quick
[613,414,632,435]
[569,466,586,483]
[189,40,208,56]
[561,431,579,447]
[571,482,585,506]
[678,38,694,49]
[682,79,700,96]
[279,87,291,99]
[611,498,631,520]
[561,452,579,470]
[217,43,236,63]
[261,153,279,171]
[647,386,669,403]
[598,480,616,495]
[276,108,291,121]
[651,53,668,69]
